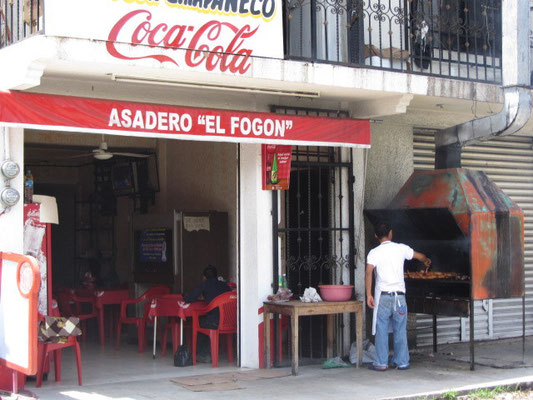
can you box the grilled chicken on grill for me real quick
[404,271,469,281]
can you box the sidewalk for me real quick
[17,337,533,400]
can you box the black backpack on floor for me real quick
[174,345,192,367]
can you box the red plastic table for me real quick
[94,289,130,346]
[148,295,207,358]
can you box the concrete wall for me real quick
[352,147,369,302]
[0,128,24,254]
[364,123,414,210]
[363,122,417,342]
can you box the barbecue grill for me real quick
[365,168,525,370]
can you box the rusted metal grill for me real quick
[365,168,525,369]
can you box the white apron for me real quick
[371,289,382,335]
[371,285,396,336]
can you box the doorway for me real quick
[273,145,356,363]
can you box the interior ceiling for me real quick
[24,131,156,164]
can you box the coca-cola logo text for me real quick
[107,10,258,74]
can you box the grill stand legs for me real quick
[523,296,526,365]
[470,299,475,371]
[432,315,437,353]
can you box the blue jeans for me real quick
[374,294,409,368]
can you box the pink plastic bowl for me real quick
[318,285,354,302]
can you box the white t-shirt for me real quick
[366,241,414,293]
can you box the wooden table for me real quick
[263,300,363,375]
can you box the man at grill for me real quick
[365,220,431,371]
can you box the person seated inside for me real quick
[181,264,232,329]
[179,265,232,363]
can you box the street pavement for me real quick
[16,336,533,400]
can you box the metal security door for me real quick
[272,145,356,364]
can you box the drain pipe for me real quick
[434,0,531,169]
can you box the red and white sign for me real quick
[44,0,283,74]
[262,144,292,190]
[0,91,371,147]
[0,253,40,375]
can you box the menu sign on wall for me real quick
[262,144,292,190]
[44,0,283,74]
[139,228,168,263]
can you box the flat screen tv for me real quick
[111,162,135,196]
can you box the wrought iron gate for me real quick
[272,143,356,364]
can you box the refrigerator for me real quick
[131,210,228,296]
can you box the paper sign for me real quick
[184,216,210,232]
[32,195,59,225]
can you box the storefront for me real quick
[0,89,370,372]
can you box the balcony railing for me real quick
[285,0,502,83]
[0,0,43,47]
[0,0,502,84]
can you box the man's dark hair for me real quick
[374,221,392,239]
[203,265,218,279]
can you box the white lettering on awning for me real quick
[109,108,193,132]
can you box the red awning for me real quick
[0,91,370,147]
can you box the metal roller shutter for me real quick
[413,130,533,346]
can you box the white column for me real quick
[239,143,273,368]
[0,127,24,254]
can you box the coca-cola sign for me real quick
[45,0,283,74]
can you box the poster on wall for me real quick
[139,228,168,263]
[44,0,284,74]
[262,144,292,190]
[23,204,48,316]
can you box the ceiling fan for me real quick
[90,140,149,160]
[60,139,150,161]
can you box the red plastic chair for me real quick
[55,289,97,343]
[116,285,170,353]
[192,291,237,368]
[155,294,191,357]
[36,300,82,387]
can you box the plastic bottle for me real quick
[270,153,278,184]
[278,273,287,289]
[24,169,34,204]
[265,157,272,185]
